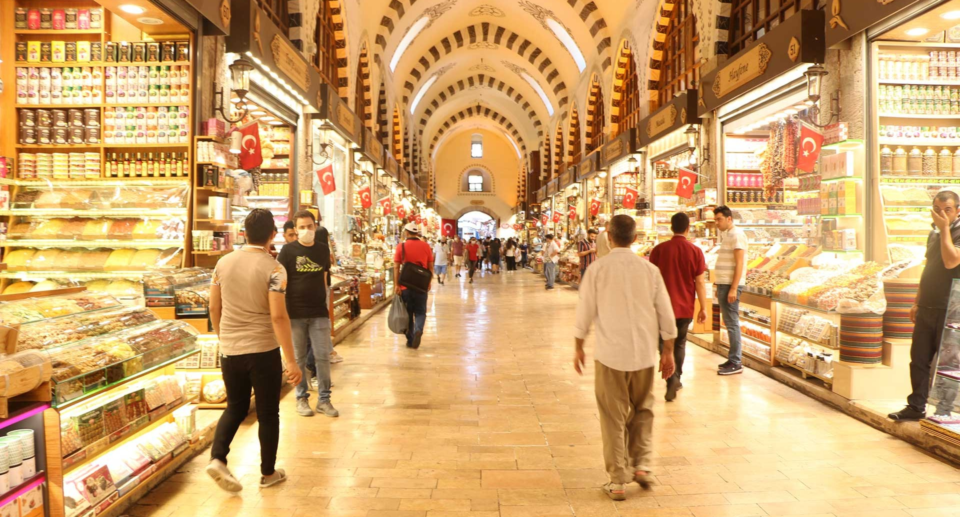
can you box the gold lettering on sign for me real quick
[830,0,849,29]
[370,137,383,161]
[646,105,678,139]
[270,35,310,91]
[788,37,800,62]
[337,104,357,138]
[253,10,263,55]
[712,43,772,99]
[581,160,593,176]
[219,0,230,29]
[602,138,623,162]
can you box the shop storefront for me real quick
[596,129,638,232]
[556,161,585,286]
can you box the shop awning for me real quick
[359,128,385,167]
[599,129,637,170]
[577,152,600,182]
[827,0,920,48]
[181,0,231,35]
[226,0,321,111]
[313,83,363,145]
[698,9,825,117]
[383,154,399,180]
[639,90,700,148]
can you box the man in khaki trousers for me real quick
[573,215,677,501]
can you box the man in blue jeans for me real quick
[543,234,560,289]
[277,210,338,417]
[713,206,748,376]
[394,222,434,349]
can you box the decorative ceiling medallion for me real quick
[470,5,505,17]
[469,63,496,72]
[517,0,573,37]
[219,0,230,29]
[469,41,498,50]
[829,0,849,30]
[424,0,458,22]
[501,61,525,75]
[787,37,800,62]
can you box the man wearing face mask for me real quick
[277,210,338,418]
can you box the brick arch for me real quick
[376,75,388,142]
[330,0,350,99]
[374,0,612,70]
[585,72,606,152]
[457,164,497,195]
[355,42,373,130]
[418,73,545,140]
[398,23,569,109]
[610,37,640,137]
[452,205,500,223]
[428,106,529,157]
[567,104,581,164]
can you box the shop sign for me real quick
[399,167,409,188]
[536,188,547,203]
[826,0,921,48]
[271,35,310,91]
[599,129,636,169]
[560,170,576,189]
[546,179,558,196]
[360,128,385,167]
[227,0,321,106]
[640,91,699,147]
[698,10,825,117]
[316,84,362,142]
[577,152,599,181]
[384,154,399,178]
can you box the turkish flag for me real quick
[237,123,263,170]
[396,205,407,220]
[797,123,824,173]
[568,206,577,220]
[623,187,638,209]
[414,214,422,224]
[441,219,457,237]
[552,211,561,223]
[358,186,372,208]
[513,223,522,231]
[316,164,336,195]
[540,214,548,226]
[589,198,602,216]
[675,168,697,199]
[378,197,391,215]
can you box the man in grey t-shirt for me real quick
[206,208,302,493]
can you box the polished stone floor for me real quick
[132,268,960,517]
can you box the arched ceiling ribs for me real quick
[427,106,528,156]
[647,0,674,107]
[419,89,540,149]
[398,23,569,109]
[374,0,612,70]
[417,73,545,140]
[431,122,525,163]
[516,0,612,71]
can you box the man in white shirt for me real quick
[713,205,749,376]
[433,238,449,285]
[573,215,677,501]
[543,234,561,290]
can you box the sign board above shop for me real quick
[639,91,699,147]
[698,10,825,117]
[537,187,547,203]
[546,179,558,197]
[384,154,399,178]
[825,0,920,48]
[577,152,599,181]
[182,0,232,35]
[315,83,363,143]
[226,0,322,110]
[599,129,637,170]
[559,169,576,189]
[360,128,385,168]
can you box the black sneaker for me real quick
[412,331,423,349]
[665,377,680,402]
[718,360,732,370]
[888,406,925,421]
[718,364,743,376]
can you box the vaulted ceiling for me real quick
[350,0,644,164]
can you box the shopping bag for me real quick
[388,294,409,335]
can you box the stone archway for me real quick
[453,206,500,222]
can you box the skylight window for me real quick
[521,72,555,116]
[545,18,586,73]
[390,16,430,72]
[410,75,439,113]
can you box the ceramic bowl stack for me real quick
[0,441,10,492]
[8,430,35,478]
[0,435,23,485]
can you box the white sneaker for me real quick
[329,352,344,364]
[206,459,242,492]
[316,400,339,417]
[296,398,314,417]
[309,377,318,391]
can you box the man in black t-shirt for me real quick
[277,210,339,418]
[890,191,960,421]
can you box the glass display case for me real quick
[142,268,212,318]
[927,280,960,431]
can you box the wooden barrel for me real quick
[883,280,919,340]
[840,313,884,364]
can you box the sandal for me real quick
[259,468,287,488]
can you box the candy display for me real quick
[17,306,157,351]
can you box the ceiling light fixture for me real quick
[943,10,960,20]
[906,28,930,36]
[137,17,164,25]
[120,4,146,14]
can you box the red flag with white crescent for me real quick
[797,124,824,173]
[414,214,422,224]
[540,214,548,226]
[552,211,561,223]
[237,123,263,170]
[396,205,407,220]
[358,186,372,208]
[589,198,602,217]
[441,219,457,237]
[316,163,336,195]
[675,168,697,199]
[568,206,577,220]
[378,197,391,215]
[513,223,522,231]
[623,187,638,209]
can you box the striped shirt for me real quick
[578,239,597,271]
[715,226,748,286]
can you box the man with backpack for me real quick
[394,223,434,349]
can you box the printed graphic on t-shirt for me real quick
[270,264,287,293]
[296,255,325,273]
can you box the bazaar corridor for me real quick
[130,271,960,517]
